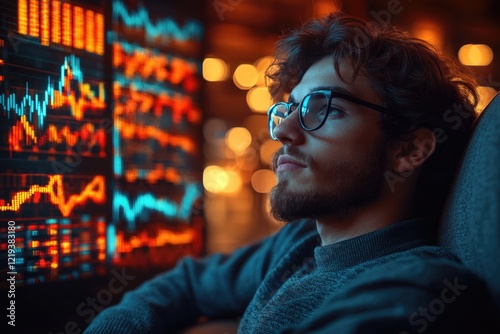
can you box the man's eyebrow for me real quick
[310,85,355,96]
[288,86,356,103]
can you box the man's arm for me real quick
[84,220,316,334]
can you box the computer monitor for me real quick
[0,0,205,331]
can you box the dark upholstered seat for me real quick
[438,92,500,316]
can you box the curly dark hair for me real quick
[266,11,479,230]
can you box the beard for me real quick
[269,140,388,223]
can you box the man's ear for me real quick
[391,128,436,174]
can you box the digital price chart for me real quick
[1,0,205,286]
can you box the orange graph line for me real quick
[0,175,105,216]
[116,118,195,152]
[8,116,106,152]
[124,165,182,184]
[46,123,106,147]
[51,62,106,120]
[8,115,38,150]
[113,43,198,87]
[113,84,201,124]
[115,228,194,254]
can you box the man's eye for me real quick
[315,104,329,116]
[318,106,344,118]
[327,107,345,117]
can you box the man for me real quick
[84,11,497,334]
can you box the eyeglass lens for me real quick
[301,93,328,130]
[269,92,329,139]
[271,104,287,129]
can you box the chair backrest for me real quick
[438,91,500,315]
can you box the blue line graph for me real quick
[113,183,202,231]
[107,224,116,257]
[1,55,96,128]
[113,0,203,42]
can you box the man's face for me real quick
[269,56,390,222]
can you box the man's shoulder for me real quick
[310,245,497,334]
[354,244,485,293]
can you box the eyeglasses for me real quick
[267,89,386,140]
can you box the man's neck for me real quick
[315,198,415,246]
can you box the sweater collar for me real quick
[314,218,429,271]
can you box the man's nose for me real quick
[273,110,305,145]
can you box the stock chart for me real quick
[110,0,204,268]
[0,0,205,287]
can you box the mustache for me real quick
[271,146,311,172]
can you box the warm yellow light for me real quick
[314,0,340,17]
[203,57,229,82]
[254,56,274,87]
[235,149,259,171]
[254,56,274,72]
[251,169,277,193]
[224,171,243,193]
[203,165,229,193]
[260,139,281,165]
[458,44,494,66]
[255,70,266,87]
[203,166,243,194]
[412,20,443,50]
[225,127,252,153]
[246,87,272,113]
[233,64,258,90]
[476,86,497,113]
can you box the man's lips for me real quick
[276,155,307,172]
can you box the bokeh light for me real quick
[203,57,229,82]
[251,169,277,193]
[254,56,274,87]
[458,44,494,66]
[246,86,273,113]
[203,165,242,194]
[412,20,443,51]
[225,171,243,193]
[259,139,281,165]
[203,165,229,193]
[254,56,274,72]
[225,127,252,153]
[233,64,258,89]
[314,0,340,17]
[235,148,260,171]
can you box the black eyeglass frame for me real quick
[267,89,386,140]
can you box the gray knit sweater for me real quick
[84,219,497,333]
